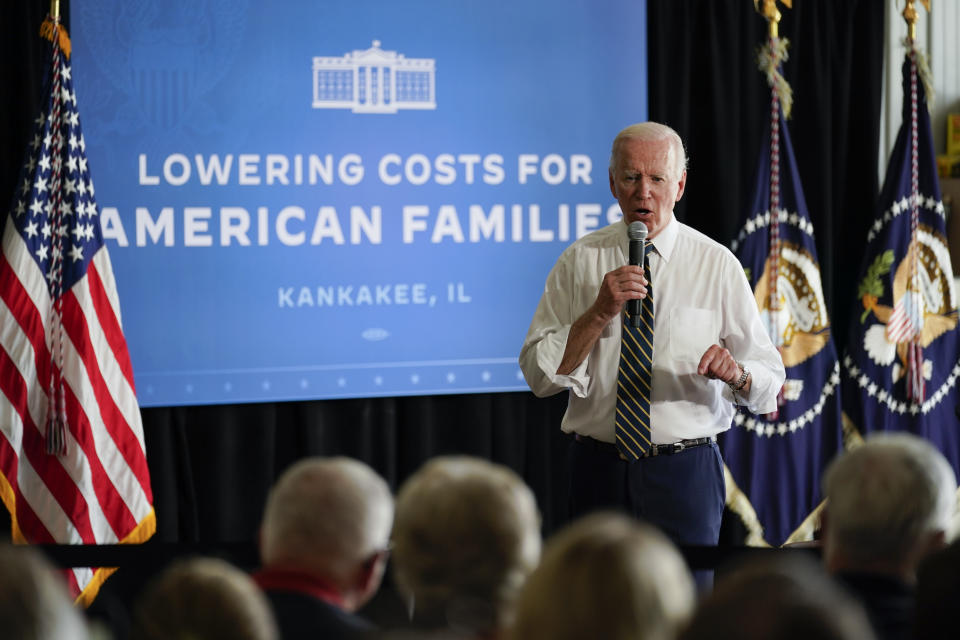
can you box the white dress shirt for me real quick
[519,215,785,444]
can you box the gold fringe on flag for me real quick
[757,37,793,119]
[782,500,824,545]
[39,16,71,60]
[723,464,772,547]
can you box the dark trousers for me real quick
[568,435,725,590]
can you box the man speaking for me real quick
[519,122,784,575]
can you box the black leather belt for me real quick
[574,434,715,459]
[646,437,715,457]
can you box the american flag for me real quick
[842,45,960,483]
[1,19,154,605]
[721,38,844,547]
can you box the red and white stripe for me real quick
[0,220,154,604]
[886,296,921,343]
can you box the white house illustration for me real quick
[312,40,436,114]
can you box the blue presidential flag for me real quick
[722,52,844,547]
[842,51,960,479]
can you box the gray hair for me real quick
[391,456,541,634]
[260,457,394,581]
[609,121,688,179]
[823,432,957,566]
[0,544,89,640]
[510,512,694,640]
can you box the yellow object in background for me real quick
[948,113,960,156]
[937,154,960,178]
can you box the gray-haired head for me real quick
[823,432,957,574]
[260,457,394,585]
[609,122,688,180]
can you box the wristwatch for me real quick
[728,362,749,392]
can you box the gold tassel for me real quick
[904,38,935,112]
[39,16,72,60]
[757,37,793,119]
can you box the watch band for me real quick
[728,362,749,392]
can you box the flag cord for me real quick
[768,39,780,336]
[765,36,787,419]
[907,42,925,402]
[45,19,69,455]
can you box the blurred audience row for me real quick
[1,431,958,640]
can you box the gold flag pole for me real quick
[903,0,932,43]
[51,0,60,23]
[755,0,791,40]
[754,0,793,118]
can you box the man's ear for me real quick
[356,549,389,603]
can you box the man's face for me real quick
[608,137,686,240]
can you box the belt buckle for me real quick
[673,441,686,454]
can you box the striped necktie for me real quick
[615,250,653,459]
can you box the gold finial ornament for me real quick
[754,0,792,39]
[40,0,71,58]
[903,0,932,42]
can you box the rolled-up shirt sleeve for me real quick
[519,252,592,399]
[720,256,786,414]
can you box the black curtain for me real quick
[648,0,885,348]
[2,0,883,609]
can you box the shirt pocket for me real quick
[669,306,719,365]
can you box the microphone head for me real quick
[627,221,648,241]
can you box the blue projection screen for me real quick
[71,0,647,407]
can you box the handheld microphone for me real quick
[626,221,648,328]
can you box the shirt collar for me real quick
[649,213,678,262]
[252,567,345,607]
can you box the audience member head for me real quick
[132,556,278,640]
[0,543,89,640]
[509,512,694,640]
[391,455,541,635]
[679,554,876,640]
[259,456,394,611]
[822,432,957,581]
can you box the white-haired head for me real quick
[823,432,957,576]
[260,457,394,589]
[609,121,688,180]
